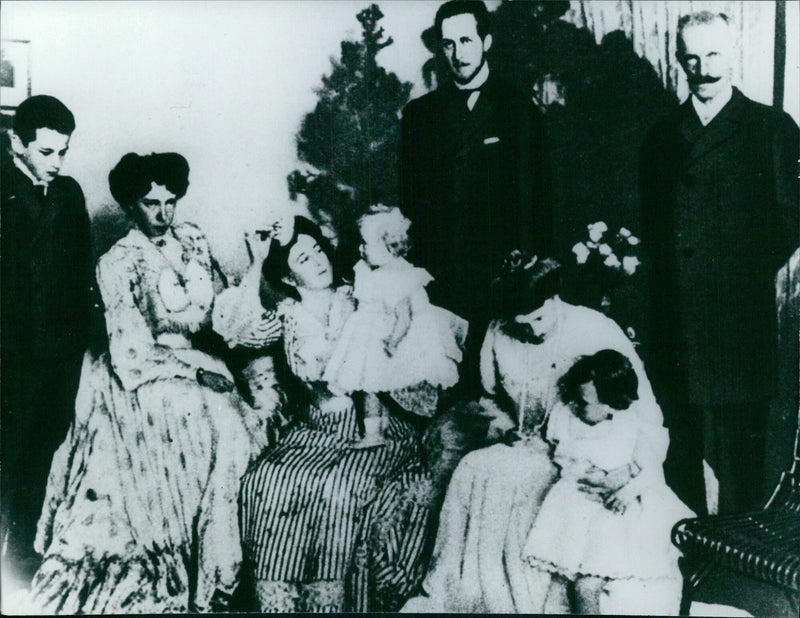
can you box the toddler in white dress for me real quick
[523,349,694,614]
[324,205,467,447]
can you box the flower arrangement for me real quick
[573,221,640,273]
[571,221,641,319]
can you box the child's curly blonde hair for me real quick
[358,204,412,258]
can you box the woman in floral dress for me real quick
[25,152,275,614]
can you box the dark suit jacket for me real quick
[1,154,95,447]
[401,73,551,325]
[640,88,799,407]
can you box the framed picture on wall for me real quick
[1,39,32,111]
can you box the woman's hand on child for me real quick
[318,394,351,415]
[577,463,636,503]
[603,479,642,514]
[602,463,636,491]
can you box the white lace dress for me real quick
[523,401,694,581]
[324,258,467,396]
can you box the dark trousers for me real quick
[663,406,708,517]
[1,359,79,584]
[699,401,769,513]
[663,399,769,516]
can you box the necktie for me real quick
[34,184,46,203]
[460,88,480,111]
[466,89,480,111]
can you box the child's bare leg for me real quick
[574,575,607,614]
[351,392,387,449]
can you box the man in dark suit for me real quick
[640,12,799,515]
[401,0,551,397]
[1,95,97,584]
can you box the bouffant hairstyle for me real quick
[108,152,190,212]
[261,216,335,301]
[558,349,639,412]
[13,95,76,145]
[490,250,563,320]
[435,0,490,40]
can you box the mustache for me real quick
[500,320,546,345]
[690,74,722,85]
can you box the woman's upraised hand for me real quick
[245,230,273,266]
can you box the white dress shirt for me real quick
[690,83,733,126]
[455,61,490,111]
[12,153,50,195]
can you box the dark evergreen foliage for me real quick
[288,4,413,250]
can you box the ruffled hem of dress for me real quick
[26,551,193,614]
[523,554,677,582]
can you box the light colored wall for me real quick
[2,0,794,275]
[1,0,445,273]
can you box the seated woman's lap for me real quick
[417,441,564,613]
[31,354,253,613]
[239,406,423,586]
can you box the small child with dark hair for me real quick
[324,205,467,447]
[522,349,694,614]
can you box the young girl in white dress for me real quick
[324,205,467,447]
[522,349,694,614]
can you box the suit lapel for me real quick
[678,101,704,144]
[438,84,471,157]
[450,76,497,158]
[467,74,502,141]
[683,88,748,167]
[3,165,52,241]
[4,164,41,218]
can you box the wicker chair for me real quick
[671,405,800,614]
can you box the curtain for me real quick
[562,1,794,118]
[565,0,798,498]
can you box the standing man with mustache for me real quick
[640,12,799,516]
[1,95,98,587]
[401,0,551,400]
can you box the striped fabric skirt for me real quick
[239,397,431,610]
[346,465,434,611]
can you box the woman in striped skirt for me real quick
[239,217,431,612]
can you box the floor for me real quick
[689,568,799,617]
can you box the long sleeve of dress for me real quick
[478,323,517,433]
[479,323,500,398]
[97,246,196,391]
[212,268,281,349]
[281,304,327,384]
